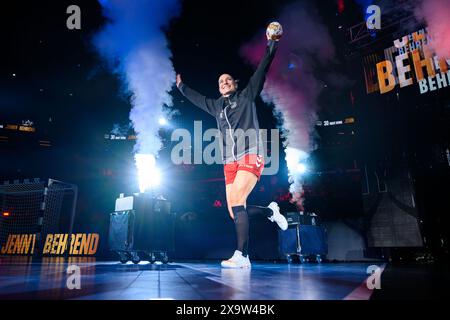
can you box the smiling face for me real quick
[218,74,237,97]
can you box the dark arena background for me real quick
[0,0,448,306]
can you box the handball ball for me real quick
[266,21,283,41]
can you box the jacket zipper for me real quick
[223,99,237,161]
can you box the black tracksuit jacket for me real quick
[177,40,278,164]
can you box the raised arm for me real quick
[176,74,218,116]
[243,40,278,101]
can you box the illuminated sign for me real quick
[317,117,355,127]
[5,124,18,130]
[0,234,36,254]
[364,28,450,95]
[104,134,137,140]
[19,126,36,132]
[2,124,36,132]
[344,117,355,124]
[42,233,99,255]
[0,233,99,256]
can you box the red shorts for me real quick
[224,154,264,185]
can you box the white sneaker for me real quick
[267,202,288,231]
[221,250,251,268]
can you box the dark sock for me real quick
[247,205,273,218]
[232,205,249,257]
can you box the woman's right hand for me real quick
[176,74,182,88]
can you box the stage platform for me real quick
[0,257,445,300]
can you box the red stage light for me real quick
[338,0,345,14]
[2,212,10,217]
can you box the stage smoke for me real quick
[110,122,132,136]
[241,2,335,207]
[415,0,450,59]
[92,0,180,189]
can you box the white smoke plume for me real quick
[241,1,336,208]
[415,0,450,59]
[92,0,180,192]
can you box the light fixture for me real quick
[135,154,161,193]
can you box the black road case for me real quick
[108,195,174,264]
[279,218,327,264]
